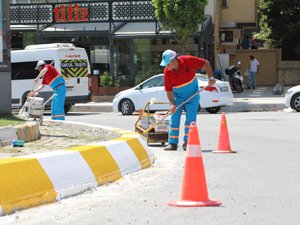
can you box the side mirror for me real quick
[138,84,143,90]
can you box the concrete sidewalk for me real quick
[71,86,289,113]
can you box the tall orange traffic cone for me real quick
[168,122,221,207]
[212,112,236,153]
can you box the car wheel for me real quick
[291,93,300,112]
[120,99,135,115]
[205,106,221,114]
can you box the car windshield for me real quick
[142,75,164,89]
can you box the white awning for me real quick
[42,22,116,32]
[113,22,173,37]
[11,22,176,37]
[11,25,38,30]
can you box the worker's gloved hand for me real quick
[208,77,216,86]
[170,104,177,114]
[27,92,37,98]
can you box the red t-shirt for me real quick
[42,64,60,85]
[164,55,206,91]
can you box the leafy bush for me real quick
[99,72,114,87]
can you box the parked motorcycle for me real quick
[225,61,244,93]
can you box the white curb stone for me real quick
[0,125,18,146]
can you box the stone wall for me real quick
[229,49,281,86]
[278,61,300,86]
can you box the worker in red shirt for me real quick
[27,60,66,120]
[160,50,216,151]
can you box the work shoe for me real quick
[164,144,178,151]
[182,142,187,151]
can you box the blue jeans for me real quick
[248,71,257,88]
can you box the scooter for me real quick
[225,61,244,93]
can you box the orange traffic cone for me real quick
[212,112,236,153]
[168,122,221,207]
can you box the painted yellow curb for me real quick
[0,130,153,215]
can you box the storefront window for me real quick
[115,39,130,78]
[114,37,199,86]
[23,32,36,47]
[90,45,110,76]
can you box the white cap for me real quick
[35,60,46,69]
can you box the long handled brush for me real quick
[142,85,208,135]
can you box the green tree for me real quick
[257,0,300,60]
[152,0,208,47]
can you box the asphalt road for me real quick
[1,111,299,225]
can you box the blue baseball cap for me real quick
[160,49,177,67]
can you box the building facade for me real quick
[214,0,259,54]
[10,0,214,89]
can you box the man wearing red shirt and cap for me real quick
[160,49,215,150]
[28,60,66,120]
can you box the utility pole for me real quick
[0,0,12,113]
[214,0,221,68]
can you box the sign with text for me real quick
[54,4,88,23]
[60,59,88,78]
[10,1,155,25]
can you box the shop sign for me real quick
[54,4,88,23]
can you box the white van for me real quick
[11,43,91,112]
